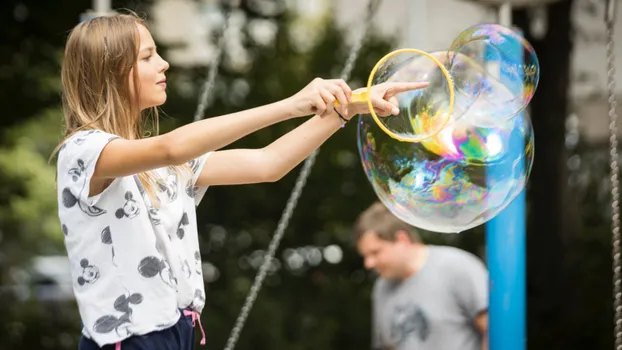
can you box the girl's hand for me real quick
[286,78,352,118]
[347,81,430,119]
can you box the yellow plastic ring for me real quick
[365,48,456,143]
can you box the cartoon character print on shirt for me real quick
[62,159,106,217]
[73,130,105,145]
[58,142,68,154]
[390,302,430,347]
[177,212,189,239]
[191,289,206,310]
[148,207,162,226]
[194,251,202,275]
[133,175,161,226]
[185,158,202,198]
[180,257,191,279]
[77,258,100,286]
[115,191,140,219]
[185,181,199,198]
[157,169,179,202]
[58,131,117,166]
[137,256,177,289]
[93,291,144,337]
[101,226,117,266]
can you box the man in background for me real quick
[353,202,489,350]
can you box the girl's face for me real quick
[132,24,169,111]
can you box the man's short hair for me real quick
[353,202,422,244]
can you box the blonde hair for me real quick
[353,202,422,243]
[51,11,187,206]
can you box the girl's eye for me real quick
[142,55,152,61]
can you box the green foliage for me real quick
[0,108,74,349]
[0,109,65,269]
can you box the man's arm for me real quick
[474,311,488,350]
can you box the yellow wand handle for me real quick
[334,90,369,106]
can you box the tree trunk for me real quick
[514,0,579,348]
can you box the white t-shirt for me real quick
[56,130,211,347]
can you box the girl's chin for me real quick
[141,95,167,110]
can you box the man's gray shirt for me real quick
[372,245,488,350]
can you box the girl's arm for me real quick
[196,81,428,186]
[92,78,352,179]
[196,110,346,185]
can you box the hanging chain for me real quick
[606,0,621,348]
[194,0,240,122]
[222,1,381,350]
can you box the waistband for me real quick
[113,308,205,350]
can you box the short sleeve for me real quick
[186,152,212,206]
[452,251,489,320]
[57,130,120,207]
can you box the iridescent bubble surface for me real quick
[366,49,456,142]
[357,24,537,233]
[357,112,534,233]
[366,24,539,143]
[447,23,539,123]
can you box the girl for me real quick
[54,11,426,350]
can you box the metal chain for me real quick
[222,1,381,349]
[193,0,240,122]
[607,0,621,348]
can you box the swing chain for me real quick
[222,1,381,350]
[607,0,621,348]
[193,1,240,122]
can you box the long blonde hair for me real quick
[52,12,186,206]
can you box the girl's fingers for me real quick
[371,96,399,115]
[330,79,352,102]
[327,84,349,114]
[319,89,335,116]
[385,82,430,97]
[314,96,327,116]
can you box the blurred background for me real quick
[1,0,621,349]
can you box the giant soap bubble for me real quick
[355,24,537,233]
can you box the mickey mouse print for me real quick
[56,130,210,347]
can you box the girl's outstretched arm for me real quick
[196,109,348,185]
[91,78,352,180]
[196,81,429,186]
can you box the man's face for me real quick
[357,230,410,280]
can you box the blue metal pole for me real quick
[484,18,527,350]
[486,186,526,350]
